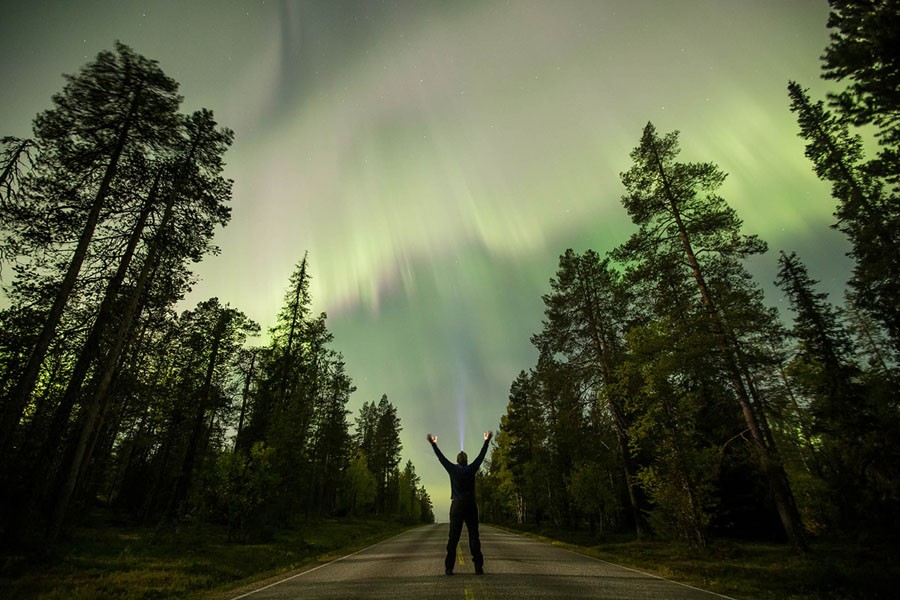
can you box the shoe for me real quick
[475,567,484,575]
[445,569,453,576]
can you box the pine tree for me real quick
[349,396,403,515]
[164,299,259,522]
[416,485,435,523]
[341,454,376,515]
[47,108,234,537]
[531,352,585,527]
[370,394,402,514]
[1,43,181,453]
[532,249,644,536]
[621,314,726,548]
[397,460,421,520]
[307,350,353,515]
[614,122,807,551]
[354,400,378,462]
[499,370,550,525]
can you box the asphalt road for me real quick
[229,524,734,600]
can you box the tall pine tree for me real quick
[1,43,182,454]
[614,123,806,551]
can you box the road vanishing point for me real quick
[228,524,734,599]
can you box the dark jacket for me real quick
[431,438,490,501]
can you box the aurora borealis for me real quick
[1,0,853,517]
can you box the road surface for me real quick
[230,524,734,599]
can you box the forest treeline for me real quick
[0,42,432,548]
[478,0,899,552]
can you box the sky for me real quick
[1,0,853,518]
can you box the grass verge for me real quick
[492,524,899,600]
[0,513,418,599]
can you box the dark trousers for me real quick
[446,497,483,572]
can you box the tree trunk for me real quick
[234,350,256,452]
[167,308,228,520]
[607,394,645,539]
[575,257,646,539]
[49,186,176,540]
[25,173,161,509]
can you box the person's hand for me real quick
[427,433,437,444]
[484,430,493,441]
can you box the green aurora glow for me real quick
[1,0,852,517]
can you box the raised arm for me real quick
[470,430,493,470]
[427,433,454,470]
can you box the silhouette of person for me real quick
[427,430,493,575]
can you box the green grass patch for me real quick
[494,524,899,599]
[1,513,417,599]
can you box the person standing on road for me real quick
[427,430,493,576]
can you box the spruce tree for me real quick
[776,251,899,532]
[776,251,860,403]
[788,81,900,356]
[821,0,900,184]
